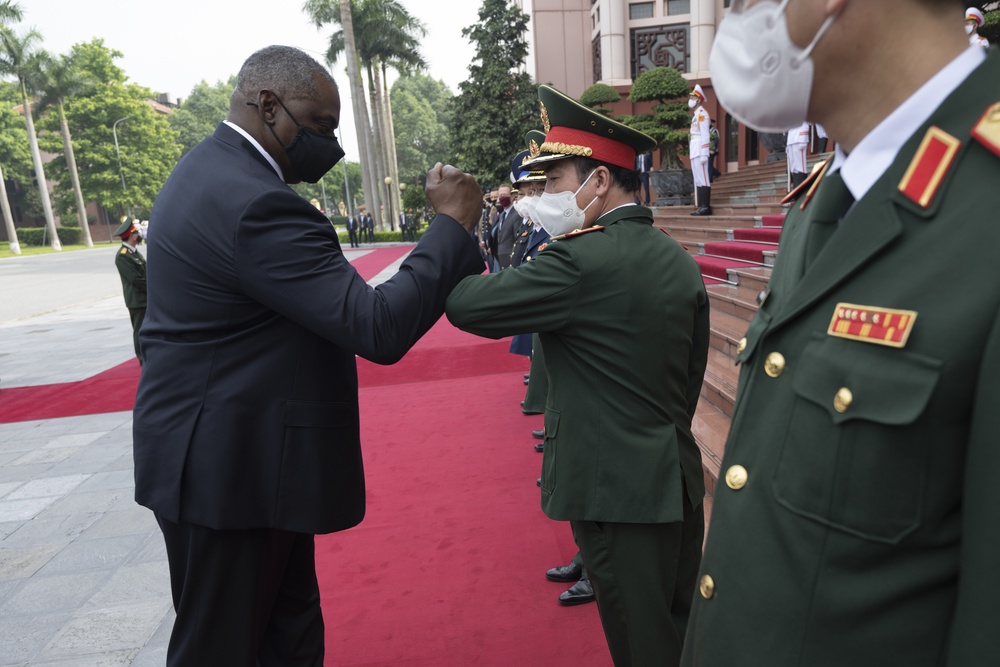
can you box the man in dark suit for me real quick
[682,2,1000,666]
[346,210,360,247]
[363,209,375,243]
[490,183,520,270]
[113,219,146,363]
[132,45,484,667]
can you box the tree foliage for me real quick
[579,83,620,117]
[452,0,538,187]
[168,77,234,156]
[291,160,363,216]
[0,81,37,218]
[625,67,691,169]
[391,73,453,187]
[36,40,180,220]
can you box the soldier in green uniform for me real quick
[446,85,710,666]
[683,1,1000,665]
[113,219,147,364]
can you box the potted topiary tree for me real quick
[621,67,693,206]
[579,83,622,118]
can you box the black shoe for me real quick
[532,429,544,439]
[534,442,544,453]
[536,477,541,487]
[523,377,529,385]
[520,401,543,415]
[558,579,595,606]
[546,562,583,582]
[524,373,530,380]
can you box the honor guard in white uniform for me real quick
[966,7,990,47]
[689,84,713,216]
[786,121,811,189]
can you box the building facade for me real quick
[527,0,780,172]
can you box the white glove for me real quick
[137,220,149,239]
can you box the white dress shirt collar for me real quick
[223,120,284,182]
[831,46,986,202]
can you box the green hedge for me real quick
[336,229,426,244]
[15,227,83,246]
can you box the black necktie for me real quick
[804,170,854,266]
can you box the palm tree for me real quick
[0,0,22,254]
[305,0,425,230]
[0,25,60,250]
[36,51,96,246]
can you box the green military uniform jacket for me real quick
[446,205,709,524]
[684,49,1000,666]
[115,244,147,309]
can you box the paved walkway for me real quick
[0,245,407,666]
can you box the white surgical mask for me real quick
[513,197,531,219]
[518,195,539,223]
[965,24,975,35]
[534,170,599,238]
[709,0,839,132]
[688,98,698,109]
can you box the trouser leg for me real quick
[129,308,145,364]
[522,334,548,412]
[156,515,324,667]
[572,500,701,666]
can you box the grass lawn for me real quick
[1,243,116,259]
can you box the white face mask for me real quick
[709,0,839,133]
[518,195,539,223]
[534,170,599,238]
[513,197,531,220]
[965,23,975,35]
[688,98,698,109]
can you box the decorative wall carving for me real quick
[630,25,690,79]
[592,34,602,84]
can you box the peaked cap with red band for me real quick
[522,85,656,171]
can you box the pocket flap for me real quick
[793,335,940,426]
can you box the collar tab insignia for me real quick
[551,225,605,241]
[898,126,961,209]
[971,102,1000,158]
[827,303,918,348]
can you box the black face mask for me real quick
[248,95,345,183]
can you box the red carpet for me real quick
[694,254,763,281]
[0,246,614,665]
[733,228,781,243]
[702,241,776,263]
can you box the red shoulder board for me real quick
[781,157,832,208]
[971,102,1000,158]
[898,126,961,208]
[551,225,605,241]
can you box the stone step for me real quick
[693,387,733,497]
[710,308,752,343]
[707,284,759,325]
[655,214,760,230]
[729,267,773,304]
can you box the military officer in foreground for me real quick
[683,0,1000,665]
[446,85,709,666]
[113,218,147,364]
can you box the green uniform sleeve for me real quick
[947,305,1000,663]
[445,241,582,339]
[116,252,147,292]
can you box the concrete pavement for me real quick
[0,244,405,666]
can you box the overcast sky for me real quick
[16,0,487,162]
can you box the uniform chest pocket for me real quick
[772,334,941,544]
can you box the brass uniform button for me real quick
[700,574,715,599]
[834,387,853,413]
[725,465,748,490]
[764,352,786,377]
[736,337,747,354]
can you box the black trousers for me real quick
[156,515,325,667]
[348,229,359,248]
[572,495,704,667]
[638,172,651,205]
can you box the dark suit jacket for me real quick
[492,207,521,269]
[133,123,483,535]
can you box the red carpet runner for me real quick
[0,246,613,666]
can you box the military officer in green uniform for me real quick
[683,1,1000,665]
[113,219,147,363]
[446,85,710,666]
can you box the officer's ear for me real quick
[593,166,613,197]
